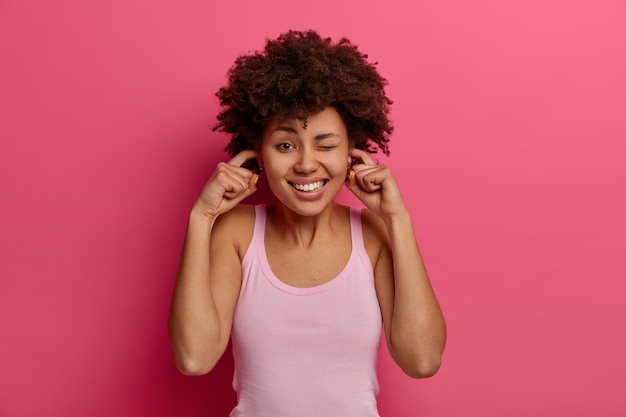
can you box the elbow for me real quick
[392,346,443,378]
[171,341,222,376]
[390,327,447,378]
[401,357,442,379]
[168,325,225,376]
[174,354,217,376]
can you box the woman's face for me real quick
[260,106,351,217]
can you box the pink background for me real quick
[1,0,625,416]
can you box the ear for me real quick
[257,156,264,170]
[348,145,354,167]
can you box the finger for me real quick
[223,176,252,197]
[351,164,380,175]
[349,148,376,165]
[345,164,380,187]
[345,172,382,204]
[225,173,258,199]
[345,170,379,193]
[229,149,259,168]
[360,175,383,192]
[215,162,252,189]
[355,167,388,192]
[218,151,262,191]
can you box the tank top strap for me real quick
[253,204,267,240]
[241,204,266,270]
[349,206,371,269]
[243,205,371,284]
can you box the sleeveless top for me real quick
[229,205,383,417]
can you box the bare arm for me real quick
[369,211,446,378]
[346,149,446,378]
[168,151,258,375]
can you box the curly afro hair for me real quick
[213,30,393,162]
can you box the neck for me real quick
[269,202,342,248]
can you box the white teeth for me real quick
[292,181,324,192]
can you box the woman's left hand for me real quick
[345,148,407,220]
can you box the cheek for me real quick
[262,153,288,172]
[323,154,350,175]
[261,158,290,186]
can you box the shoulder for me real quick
[212,204,257,259]
[214,203,256,226]
[359,208,391,267]
[360,208,389,243]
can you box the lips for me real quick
[289,180,326,192]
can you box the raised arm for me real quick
[346,148,446,378]
[168,150,258,375]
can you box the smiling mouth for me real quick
[290,181,326,192]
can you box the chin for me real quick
[274,198,336,218]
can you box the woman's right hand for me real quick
[193,150,259,220]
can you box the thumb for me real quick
[344,169,364,197]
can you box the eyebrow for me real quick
[273,126,298,134]
[271,126,340,140]
[314,133,340,140]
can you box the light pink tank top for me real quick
[230,205,382,417]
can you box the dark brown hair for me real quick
[214,30,393,161]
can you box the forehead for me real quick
[263,107,348,137]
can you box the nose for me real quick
[294,147,319,174]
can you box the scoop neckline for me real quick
[258,209,356,296]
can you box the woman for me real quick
[168,30,446,416]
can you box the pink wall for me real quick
[1,0,625,416]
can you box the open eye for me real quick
[277,143,295,151]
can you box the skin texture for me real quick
[168,107,447,378]
[260,107,352,219]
